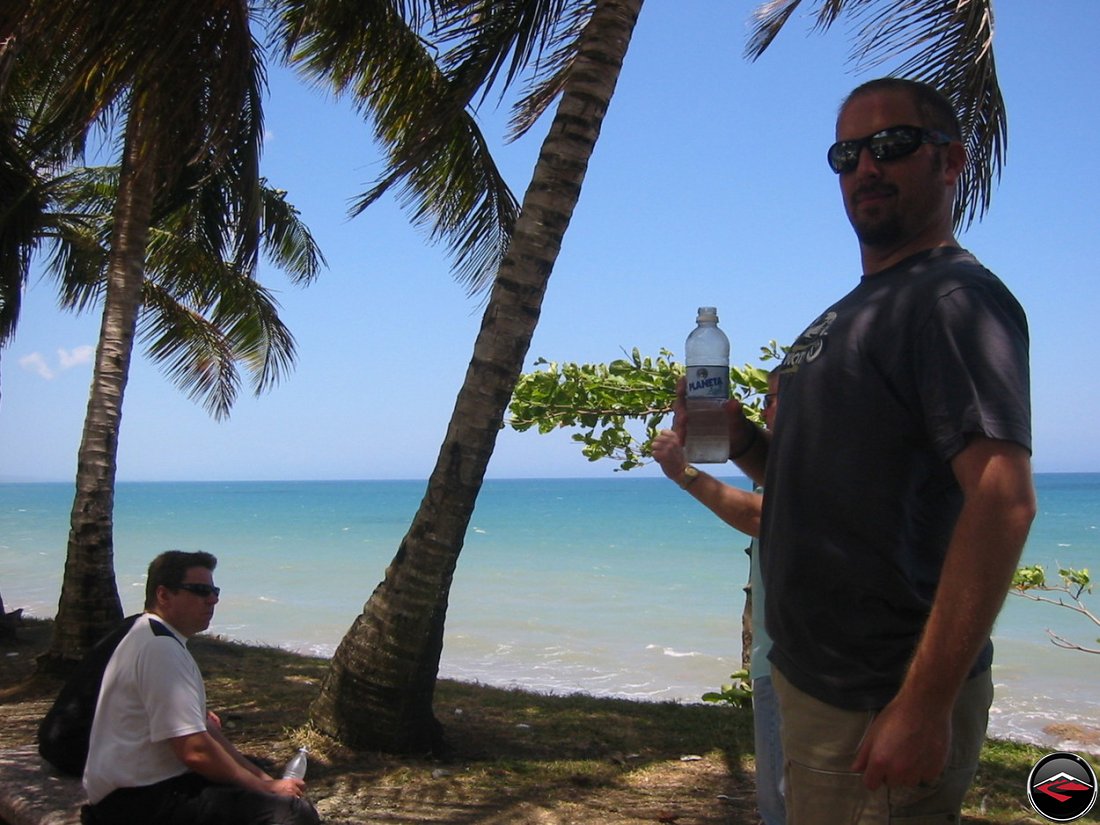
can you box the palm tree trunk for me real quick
[39,111,158,673]
[309,0,644,753]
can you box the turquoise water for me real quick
[2,474,1097,752]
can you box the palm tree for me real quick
[23,162,321,669]
[291,0,1006,753]
[281,0,642,752]
[1,1,316,670]
[1,121,324,638]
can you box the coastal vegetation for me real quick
[1012,565,1098,655]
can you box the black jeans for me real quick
[83,772,321,825]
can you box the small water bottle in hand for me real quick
[684,306,731,463]
[282,747,309,780]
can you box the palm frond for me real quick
[745,0,809,61]
[257,180,326,285]
[139,267,297,420]
[276,0,518,294]
[40,166,116,312]
[435,0,582,105]
[354,106,517,294]
[0,128,43,342]
[139,278,241,421]
[506,1,594,140]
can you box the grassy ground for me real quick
[0,618,1055,824]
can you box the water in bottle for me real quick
[282,747,309,780]
[684,306,730,463]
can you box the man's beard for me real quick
[849,184,904,247]
[853,212,905,247]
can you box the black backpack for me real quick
[37,614,140,776]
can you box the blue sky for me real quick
[2,2,1098,482]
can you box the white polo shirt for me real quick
[83,613,207,804]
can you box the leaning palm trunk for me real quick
[39,111,158,672]
[309,0,644,753]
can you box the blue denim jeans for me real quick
[753,675,787,825]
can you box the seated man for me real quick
[83,550,320,825]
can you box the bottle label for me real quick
[686,365,729,399]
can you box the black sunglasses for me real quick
[827,125,952,174]
[175,583,221,598]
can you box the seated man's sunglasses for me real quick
[827,125,953,174]
[174,583,221,598]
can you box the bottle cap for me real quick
[696,306,718,322]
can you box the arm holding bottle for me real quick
[653,378,768,534]
[170,730,305,798]
[652,427,762,536]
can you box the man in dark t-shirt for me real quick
[720,79,1035,825]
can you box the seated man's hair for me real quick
[145,550,218,609]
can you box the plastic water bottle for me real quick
[282,747,308,780]
[684,306,730,463]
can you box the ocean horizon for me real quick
[3,473,1098,755]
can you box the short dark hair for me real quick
[145,550,217,609]
[841,78,961,140]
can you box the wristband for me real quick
[728,423,758,461]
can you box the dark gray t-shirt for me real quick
[761,246,1031,710]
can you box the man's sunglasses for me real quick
[175,583,221,598]
[827,125,953,174]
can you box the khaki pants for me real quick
[773,668,992,825]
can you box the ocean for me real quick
[2,474,1097,754]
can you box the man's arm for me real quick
[853,436,1036,789]
[651,429,762,536]
[205,711,270,780]
[170,730,304,798]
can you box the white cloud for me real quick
[19,352,54,380]
[58,345,95,369]
[18,345,94,380]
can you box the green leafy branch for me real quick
[508,342,783,470]
[1011,565,1098,654]
[701,668,753,709]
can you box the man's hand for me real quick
[851,693,951,790]
[671,378,755,452]
[651,429,687,481]
[266,777,308,798]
